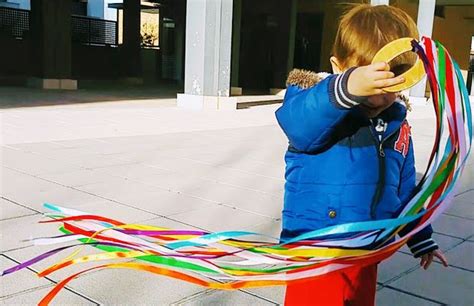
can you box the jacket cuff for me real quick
[328,67,367,109]
[407,225,439,258]
[408,238,439,258]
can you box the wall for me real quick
[298,0,360,72]
[392,0,474,70]
[297,0,473,72]
[432,6,474,69]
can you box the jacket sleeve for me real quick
[398,134,439,258]
[275,68,365,152]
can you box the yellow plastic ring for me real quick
[371,37,425,92]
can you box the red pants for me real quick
[284,264,378,306]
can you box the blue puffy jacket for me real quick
[275,68,438,258]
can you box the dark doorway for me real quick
[294,13,324,72]
[238,0,293,93]
[239,12,278,92]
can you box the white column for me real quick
[410,0,436,100]
[371,0,389,5]
[178,0,236,110]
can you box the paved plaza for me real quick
[0,89,473,305]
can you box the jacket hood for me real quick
[286,69,330,89]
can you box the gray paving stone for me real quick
[244,286,285,305]
[455,190,474,205]
[144,216,204,231]
[445,241,474,271]
[1,147,82,176]
[217,158,284,179]
[8,141,70,154]
[0,256,50,297]
[248,220,282,242]
[75,185,216,218]
[102,149,174,164]
[130,172,212,193]
[145,157,221,177]
[70,141,164,156]
[445,200,474,220]
[34,147,102,161]
[183,182,282,219]
[64,267,203,305]
[0,214,64,252]
[69,154,138,170]
[93,163,173,181]
[199,168,284,197]
[0,285,95,305]
[169,205,273,232]
[52,200,158,223]
[376,287,440,306]
[1,167,62,195]
[432,214,473,239]
[168,149,234,166]
[75,177,161,201]
[176,289,276,305]
[3,184,103,212]
[131,190,217,217]
[390,263,474,306]
[100,134,218,152]
[52,138,110,149]
[38,168,118,188]
[378,252,418,284]
[5,242,135,284]
[0,198,37,220]
[455,168,473,195]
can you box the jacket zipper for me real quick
[369,125,399,219]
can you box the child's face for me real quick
[360,92,397,118]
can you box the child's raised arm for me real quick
[275,63,405,152]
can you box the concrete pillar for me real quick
[29,0,76,90]
[371,0,389,5]
[177,0,236,110]
[122,0,142,82]
[410,0,436,100]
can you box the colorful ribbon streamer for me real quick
[2,37,472,305]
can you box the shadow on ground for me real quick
[0,81,182,109]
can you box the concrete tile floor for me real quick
[0,98,473,305]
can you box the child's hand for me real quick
[347,62,405,98]
[420,249,448,270]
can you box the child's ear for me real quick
[330,56,344,74]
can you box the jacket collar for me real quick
[285,68,408,134]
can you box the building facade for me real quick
[0,0,472,106]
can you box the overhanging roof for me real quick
[108,1,160,12]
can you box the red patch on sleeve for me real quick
[394,121,411,157]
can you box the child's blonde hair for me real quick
[332,4,419,73]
